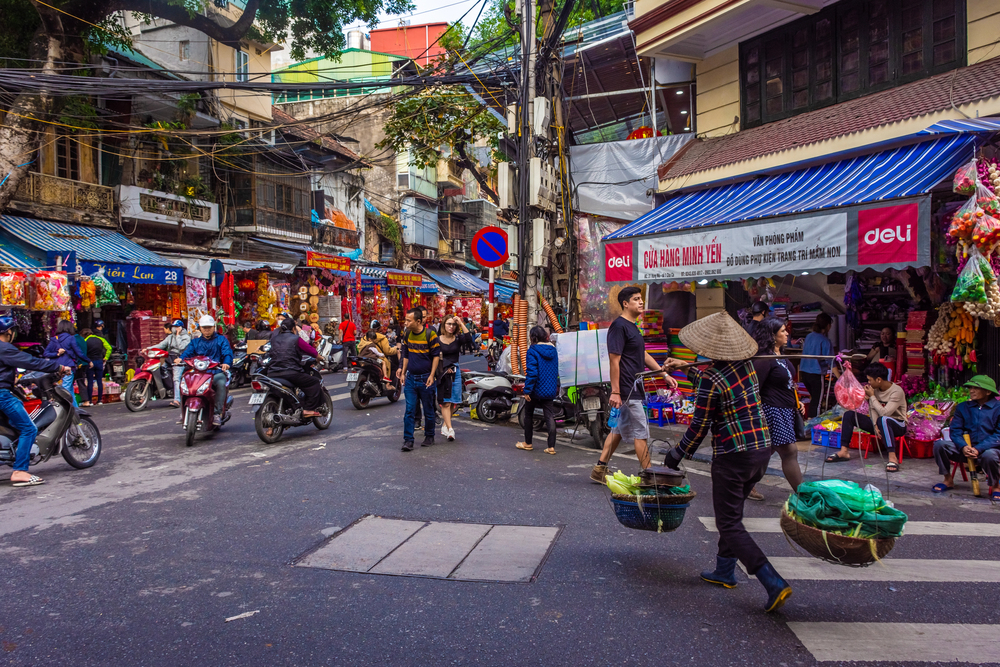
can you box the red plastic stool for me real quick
[855,433,878,459]
[951,461,970,481]
[896,436,912,463]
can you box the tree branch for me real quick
[112,0,262,44]
[455,142,498,205]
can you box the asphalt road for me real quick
[1,359,999,666]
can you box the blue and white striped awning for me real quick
[919,117,1000,135]
[0,238,40,270]
[0,215,178,266]
[604,134,980,240]
[493,280,516,305]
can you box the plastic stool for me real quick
[951,461,970,482]
[856,433,878,459]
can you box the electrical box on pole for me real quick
[529,157,558,212]
[497,162,516,210]
[532,97,552,137]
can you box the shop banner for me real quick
[635,214,847,282]
[82,261,183,286]
[386,270,422,288]
[306,251,350,272]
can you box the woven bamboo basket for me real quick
[609,491,696,532]
[779,509,895,567]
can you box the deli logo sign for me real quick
[605,241,633,282]
[857,203,918,266]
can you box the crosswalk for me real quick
[698,515,1000,663]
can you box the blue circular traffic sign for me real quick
[471,226,509,268]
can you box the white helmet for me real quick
[198,315,216,327]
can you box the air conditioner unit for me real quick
[497,162,515,209]
[423,248,436,259]
[452,239,464,253]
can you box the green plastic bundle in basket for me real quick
[786,480,907,539]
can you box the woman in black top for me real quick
[436,314,471,442]
[751,318,804,492]
[866,326,897,364]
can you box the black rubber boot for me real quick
[700,556,739,588]
[755,562,792,612]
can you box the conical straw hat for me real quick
[679,312,759,361]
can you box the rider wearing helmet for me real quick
[177,315,233,426]
[151,319,191,407]
[0,316,73,486]
[268,317,324,418]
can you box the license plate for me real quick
[347,372,359,382]
[248,392,267,405]
[582,397,601,412]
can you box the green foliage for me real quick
[0,0,39,66]
[57,97,101,132]
[379,213,402,250]
[83,16,134,55]
[176,93,201,117]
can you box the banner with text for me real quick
[81,262,183,286]
[636,213,848,282]
[386,270,423,288]
[306,251,350,273]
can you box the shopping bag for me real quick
[834,361,866,411]
[953,158,978,195]
[949,195,978,239]
[951,246,989,303]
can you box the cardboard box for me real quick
[246,339,268,355]
[695,288,724,307]
[696,306,724,319]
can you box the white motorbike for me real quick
[464,370,520,423]
[316,335,345,373]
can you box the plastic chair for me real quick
[951,461,970,481]
[856,433,878,459]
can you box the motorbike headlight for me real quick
[180,382,190,395]
[196,379,211,395]
[194,359,210,371]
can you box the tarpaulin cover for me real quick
[786,480,907,539]
[569,134,693,221]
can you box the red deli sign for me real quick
[857,203,918,266]
[604,241,633,282]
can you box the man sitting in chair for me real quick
[933,375,1000,501]
[825,363,907,472]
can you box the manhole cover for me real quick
[297,515,561,583]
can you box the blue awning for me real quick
[419,279,438,294]
[919,117,1000,135]
[420,266,487,294]
[604,134,980,240]
[0,236,40,270]
[492,281,515,304]
[0,215,181,284]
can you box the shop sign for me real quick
[386,271,422,288]
[857,203,918,265]
[306,251,350,272]
[81,262,183,286]
[634,213,848,282]
[604,242,633,281]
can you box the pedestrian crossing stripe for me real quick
[743,557,1000,582]
[787,623,1000,663]
[697,517,1000,536]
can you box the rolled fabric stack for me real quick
[510,295,521,374]
[517,297,529,372]
[538,293,564,333]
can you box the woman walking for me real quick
[80,327,112,406]
[436,315,472,441]
[515,326,560,455]
[750,318,804,497]
[44,320,90,406]
[800,312,834,418]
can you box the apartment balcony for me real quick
[118,185,219,232]
[11,172,115,226]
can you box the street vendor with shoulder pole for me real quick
[662,312,793,613]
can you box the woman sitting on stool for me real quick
[825,363,907,472]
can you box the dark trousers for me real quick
[935,440,1000,486]
[711,448,772,575]
[86,359,104,403]
[801,372,824,418]
[841,410,906,449]
[271,370,323,410]
[523,397,557,449]
[344,341,358,358]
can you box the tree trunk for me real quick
[455,143,499,205]
[0,23,62,211]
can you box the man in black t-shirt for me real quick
[590,286,679,483]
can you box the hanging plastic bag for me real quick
[954,158,979,195]
[976,178,1000,217]
[834,360,866,411]
[0,272,27,307]
[972,209,1000,253]
[952,246,989,303]
[91,267,119,308]
[949,196,978,239]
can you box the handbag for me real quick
[793,408,809,441]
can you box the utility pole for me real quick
[517,0,534,321]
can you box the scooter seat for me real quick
[272,377,296,389]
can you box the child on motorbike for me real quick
[359,330,394,391]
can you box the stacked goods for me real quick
[904,311,927,378]
[782,480,907,566]
[638,310,664,336]
[927,302,977,370]
[667,328,697,395]
[517,298,528,371]
[510,295,522,375]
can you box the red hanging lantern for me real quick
[627,126,662,140]
[239,279,257,291]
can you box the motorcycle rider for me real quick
[268,317,324,418]
[176,315,233,426]
[0,316,73,487]
[151,319,191,408]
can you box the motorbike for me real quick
[249,355,333,444]
[229,342,251,389]
[347,355,401,409]
[316,335,345,373]
[515,389,576,431]
[465,370,520,423]
[124,348,174,412]
[485,339,504,372]
[178,356,233,447]
[0,370,102,471]
[108,350,128,384]
[578,383,613,447]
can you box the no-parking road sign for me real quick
[471,226,509,268]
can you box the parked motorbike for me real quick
[249,356,333,443]
[229,342,251,389]
[485,340,504,372]
[0,370,102,471]
[516,389,576,431]
[108,350,128,384]
[347,355,401,409]
[178,356,233,447]
[578,383,612,447]
[316,335,345,373]
[124,348,174,412]
[466,370,520,423]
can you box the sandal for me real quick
[932,483,954,493]
[515,442,533,451]
[886,462,900,473]
[990,487,1000,502]
[825,453,851,463]
[544,447,556,455]
[11,474,44,487]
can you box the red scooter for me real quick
[179,356,233,447]
[124,348,174,412]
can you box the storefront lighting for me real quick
[680,110,688,114]
[675,90,683,95]
[801,271,809,275]
[698,279,708,285]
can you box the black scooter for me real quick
[249,354,333,444]
[347,355,401,409]
[230,342,250,389]
[0,371,102,472]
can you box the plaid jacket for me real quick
[678,360,771,459]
